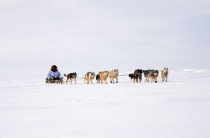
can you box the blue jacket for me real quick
[47,70,61,78]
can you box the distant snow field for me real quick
[0,69,210,138]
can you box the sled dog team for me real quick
[62,68,168,84]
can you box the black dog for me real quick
[133,69,143,83]
[96,74,100,83]
[129,73,134,82]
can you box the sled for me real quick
[45,77,64,84]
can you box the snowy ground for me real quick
[0,69,210,138]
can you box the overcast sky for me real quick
[0,0,209,80]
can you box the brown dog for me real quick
[149,70,159,83]
[84,72,95,84]
[109,69,119,83]
[98,71,109,84]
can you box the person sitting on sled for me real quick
[47,65,61,80]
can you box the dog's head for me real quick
[91,72,95,79]
[139,69,143,73]
[72,72,77,77]
[104,71,109,76]
[163,68,168,73]
[153,70,159,77]
[113,69,119,75]
[129,73,133,77]
[135,69,143,75]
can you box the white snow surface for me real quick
[0,69,210,138]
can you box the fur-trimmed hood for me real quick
[51,65,58,72]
